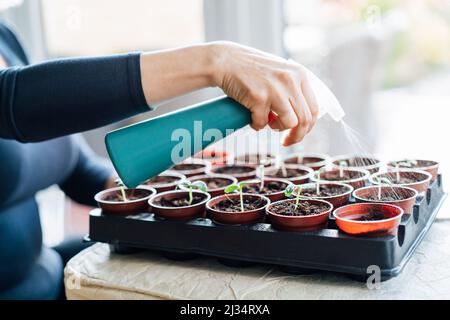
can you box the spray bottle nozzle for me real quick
[287,59,345,123]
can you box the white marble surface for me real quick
[65,217,450,300]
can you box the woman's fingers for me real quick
[282,125,307,146]
[270,91,298,130]
[297,90,314,134]
[249,105,270,131]
[301,78,319,132]
[285,92,312,145]
[248,92,270,131]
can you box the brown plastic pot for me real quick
[312,168,370,190]
[142,170,186,193]
[206,193,270,225]
[95,186,156,214]
[295,182,353,208]
[283,153,329,170]
[208,164,257,181]
[353,185,418,214]
[170,159,211,177]
[331,154,381,174]
[184,174,238,197]
[370,169,432,194]
[240,178,292,202]
[387,159,439,181]
[148,190,210,221]
[234,153,275,166]
[267,199,333,232]
[333,203,403,236]
[266,164,313,185]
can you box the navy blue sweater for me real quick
[0,21,149,289]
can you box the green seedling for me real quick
[396,159,418,168]
[274,155,287,177]
[224,182,247,212]
[376,177,393,200]
[256,163,266,191]
[338,160,348,178]
[316,167,327,195]
[284,184,302,210]
[256,165,265,191]
[178,180,207,205]
[395,160,418,183]
[115,178,128,202]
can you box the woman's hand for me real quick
[140,41,318,146]
[209,42,318,146]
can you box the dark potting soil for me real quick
[242,181,288,194]
[320,170,364,181]
[383,174,422,184]
[237,154,274,164]
[301,184,349,197]
[357,211,386,221]
[214,166,254,175]
[104,189,149,202]
[335,157,378,167]
[362,188,413,201]
[363,194,400,201]
[157,195,205,207]
[267,168,309,178]
[146,175,180,185]
[192,177,231,189]
[270,201,329,216]
[213,196,266,213]
[285,156,323,164]
[396,177,420,184]
[392,160,436,168]
[172,163,205,171]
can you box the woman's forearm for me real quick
[0,53,148,142]
[140,44,216,104]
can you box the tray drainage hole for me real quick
[426,189,432,206]
[397,225,405,247]
[413,206,420,224]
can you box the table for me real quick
[65,214,450,300]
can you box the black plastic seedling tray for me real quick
[88,175,446,281]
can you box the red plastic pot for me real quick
[142,170,186,193]
[387,159,439,181]
[295,182,353,208]
[333,203,404,236]
[170,159,211,177]
[95,186,156,214]
[206,193,270,225]
[148,190,210,220]
[353,185,418,214]
[370,169,432,194]
[184,174,237,197]
[267,199,333,232]
[208,164,257,181]
[312,168,370,190]
[194,149,230,166]
[241,178,292,202]
[235,153,275,166]
[283,153,329,171]
[331,154,381,174]
[266,164,313,185]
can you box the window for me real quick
[41,0,204,57]
[283,0,450,87]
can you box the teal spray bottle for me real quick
[105,67,345,187]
